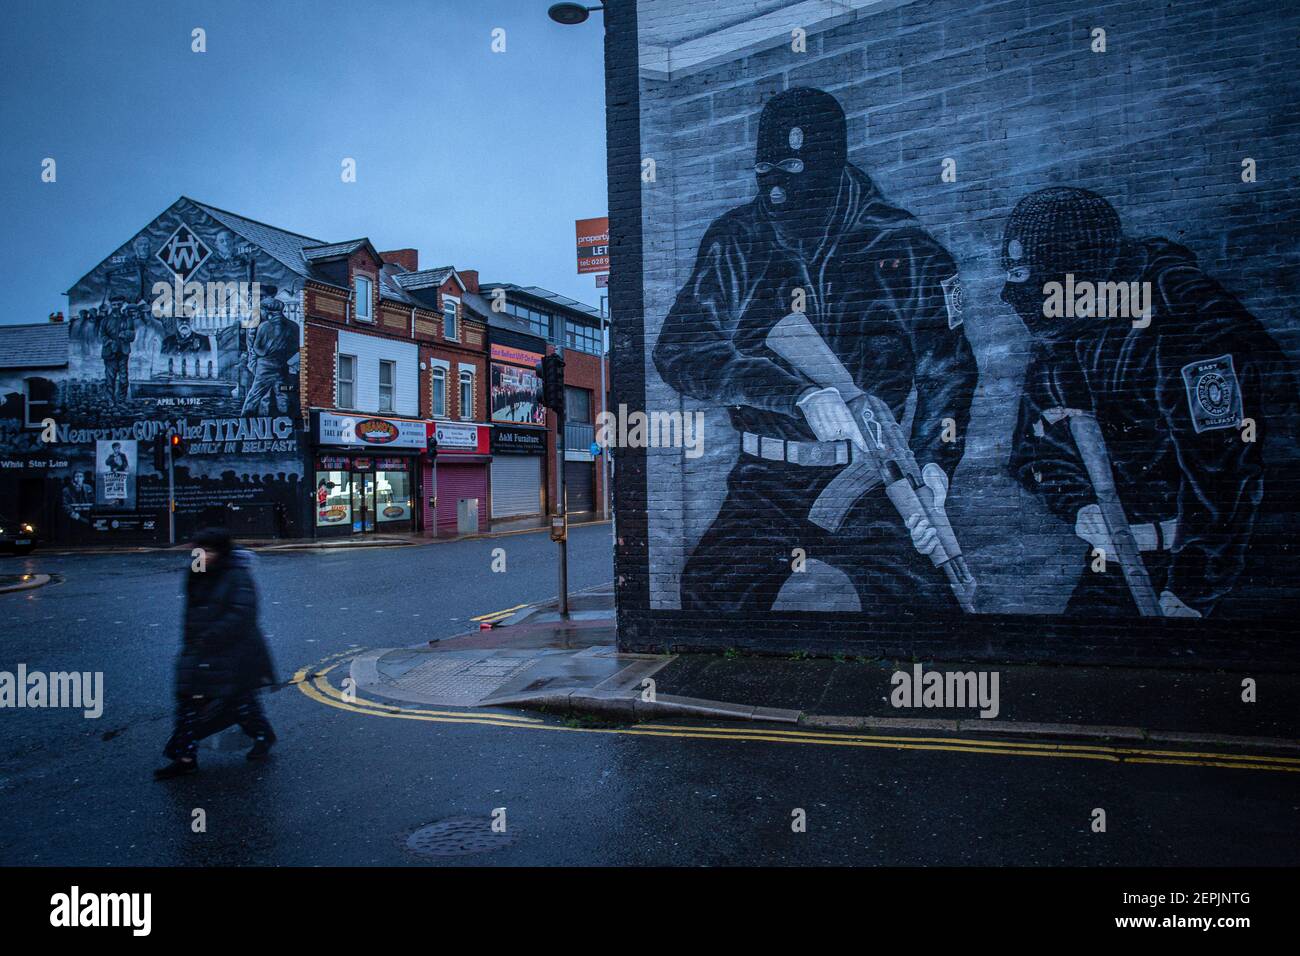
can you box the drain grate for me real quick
[402,817,516,858]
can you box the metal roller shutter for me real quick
[435,463,488,533]
[564,461,594,514]
[490,455,543,518]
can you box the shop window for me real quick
[337,354,356,409]
[379,360,395,413]
[354,276,373,322]
[459,369,474,421]
[375,468,411,523]
[432,367,447,418]
[315,471,351,527]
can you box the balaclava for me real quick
[1000,187,1123,339]
[755,88,848,234]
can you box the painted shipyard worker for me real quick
[99,296,138,403]
[653,87,978,613]
[1004,187,1297,619]
[241,295,297,416]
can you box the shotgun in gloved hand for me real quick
[766,311,978,613]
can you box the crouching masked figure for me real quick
[653,87,978,613]
[1004,187,1299,619]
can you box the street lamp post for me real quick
[547,3,604,26]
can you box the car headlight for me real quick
[21,524,34,533]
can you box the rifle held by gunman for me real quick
[1064,410,1161,617]
[766,312,977,613]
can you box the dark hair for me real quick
[192,526,235,556]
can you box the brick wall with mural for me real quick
[606,0,1300,665]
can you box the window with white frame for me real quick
[443,298,458,340]
[459,369,474,421]
[24,377,56,428]
[378,360,395,413]
[337,354,356,408]
[431,367,447,419]
[354,276,373,322]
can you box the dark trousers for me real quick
[164,692,273,760]
[681,457,955,614]
[104,356,129,402]
[1066,549,1172,617]
[240,372,286,416]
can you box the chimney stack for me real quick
[379,248,419,272]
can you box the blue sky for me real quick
[0,0,608,323]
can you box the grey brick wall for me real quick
[608,0,1300,663]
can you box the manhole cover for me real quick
[402,817,516,858]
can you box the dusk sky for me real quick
[0,0,609,322]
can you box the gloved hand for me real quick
[797,386,866,450]
[1159,590,1202,619]
[904,463,949,556]
[1074,503,1113,554]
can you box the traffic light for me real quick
[426,432,439,458]
[169,432,187,459]
[537,353,566,415]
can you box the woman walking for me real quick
[156,527,278,779]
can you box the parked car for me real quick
[0,516,37,555]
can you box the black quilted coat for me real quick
[175,550,276,700]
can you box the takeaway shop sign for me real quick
[314,411,427,449]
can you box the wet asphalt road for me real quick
[0,524,1297,866]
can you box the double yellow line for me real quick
[293,655,1300,774]
[470,603,530,625]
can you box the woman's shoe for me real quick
[246,734,276,760]
[153,758,198,780]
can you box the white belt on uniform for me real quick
[741,431,850,466]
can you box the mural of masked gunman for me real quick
[1004,187,1297,620]
[653,87,978,613]
[240,297,297,416]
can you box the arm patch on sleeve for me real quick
[940,274,964,329]
[1180,354,1242,433]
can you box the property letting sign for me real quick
[576,217,609,275]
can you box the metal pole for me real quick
[556,407,568,617]
[598,296,609,520]
[167,439,175,545]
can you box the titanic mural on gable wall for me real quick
[642,56,1299,621]
[0,198,306,542]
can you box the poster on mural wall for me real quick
[94,438,136,508]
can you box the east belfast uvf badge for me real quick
[1181,354,1242,433]
[941,273,964,329]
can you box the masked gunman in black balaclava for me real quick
[1004,187,1299,619]
[653,87,978,613]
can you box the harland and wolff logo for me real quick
[155,222,211,280]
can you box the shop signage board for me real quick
[314,411,426,449]
[492,424,547,454]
